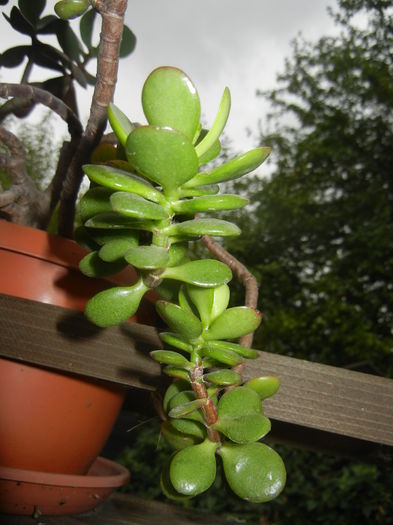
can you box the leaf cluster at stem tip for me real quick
[77,66,285,502]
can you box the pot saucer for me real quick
[0,456,130,516]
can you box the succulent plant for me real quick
[78,66,286,502]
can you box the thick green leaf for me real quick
[170,418,206,440]
[164,218,240,238]
[161,421,202,450]
[185,147,271,187]
[87,228,139,246]
[99,238,138,262]
[142,66,201,141]
[161,460,193,500]
[159,332,193,354]
[168,391,204,423]
[219,443,286,502]
[119,24,136,57]
[83,164,164,205]
[85,279,148,327]
[186,283,230,326]
[79,251,126,278]
[217,386,261,417]
[156,301,202,339]
[124,245,169,269]
[244,376,281,400]
[126,126,199,195]
[178,185,220,198]
[196,130,221,165]
[80,186,113,222]
[161,260,232,287]
[107,103,135,147]
[172,195,248,214]
[110,192,169,220]
[178,285,197,315]
[195,87,231,159]
[204,307,261,340]
[168,242,188,267]
[203,370,242,386]
[201,346,243,367]
[206,339,259,359]
[163,366,190,381]
[163,380,190,413]
[85,212,156,232]
[214,413,271,444]
[169,439,218,496]
[150,350,191,368]
[55,0,88,20]
[74,225,100,252]
[168,399,207,420]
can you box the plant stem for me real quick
[190,364,221,443]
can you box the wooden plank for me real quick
[1,293,393,447]
[0,492,239,525]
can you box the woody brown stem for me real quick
[190,366,221,443]
[58,0,128,237]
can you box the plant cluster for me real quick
[77,66,286,502]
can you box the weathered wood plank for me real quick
[1,293,393,447]
[0,492,239,525]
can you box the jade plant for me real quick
[77,66,286,502]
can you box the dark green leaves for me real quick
[124,245,169,269]
[156,301,202,339]
[161,260,232,287]
[165,218,240,238]
[205,307,262,340]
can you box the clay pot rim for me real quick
[0,456,130,488]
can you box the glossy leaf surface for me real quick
[169,439,218,496]
[163,380,190,413]
[161,421,201,450]
[244,376,281,400]
[55,0,88,19]
[126,126,198,194]
[162,260,232,288]
[108,102,134,146]
[142,67,201,141]
[219,443,286,502]
[165,218,240,238]
[110,191,168,220]
[124,245,169,269]
[206,339,259,359]
[172,194,248,214]
[156,301,202,339]
[186,147,270,187]
[168,398,207,420]
[163,366,190,381]
[214,413,271,444]
[168,242,188,267]
[203,369,242,386]
[160,332,193,354]
[160,461,192,501]
[87,228,139,246]
[98,238,138,262]
[85,212,155,231]
[217,386,262,418]
[85,279,148,327]
[79,251,126,278]
[170,418,206,440]
[83,164,164,204]
[178,185,219,198]
[80,186,113,222]
[204,307,261,340]
[201,346,243,367]
[195,87,231,159]
[150,350,191,368]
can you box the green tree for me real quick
[227,0,393,376]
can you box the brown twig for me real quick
[58,0,128,237]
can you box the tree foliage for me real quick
[227,0,393,376]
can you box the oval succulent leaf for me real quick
[160,421,202,450]
[150,350,191,368]
[124,245,170,269]
[186,147,271,187]
[108,102,135,146]
[168,242,188,267]
[195,130,221,165]
[83,164,164,204]
[110,191,169,220]
[85,212,156,231]
[87,228,139,247]
[156,301,202,339]
[214,413,271,444]
[165,218,240,238]
[85,279,148,327]
[217,386,262,418]
[55,0,88,19]
[244,376,281,400]
[160,460,193,501]
[162,259,232,288]
[203,369,242,386]
[142,66,201,141]
[195,87,231,159]
[201,346,243,367]
[98,238,138,262]
[168,391,204,423]
[80,186,114,222]
[168,398,208,419]
[204,307,261,341]
[79,251,127,278]
[163,366,190,381]
[126,126,199,194]
[185,285,213,326]
[207,339,259,359]
[219,443,286,503]
[169,439,218,496]
[172,195,248,214]
[159,332,193,354]
[178,185,220,198]
[170,418,206,440]
[163,379,190,413]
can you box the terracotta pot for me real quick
[0,220,155,476]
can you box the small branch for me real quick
[190,365,221,443]
[202,235,259,349]
[0,83,83,138]
[58,0,128,237]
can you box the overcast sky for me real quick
[0,0,340,155]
